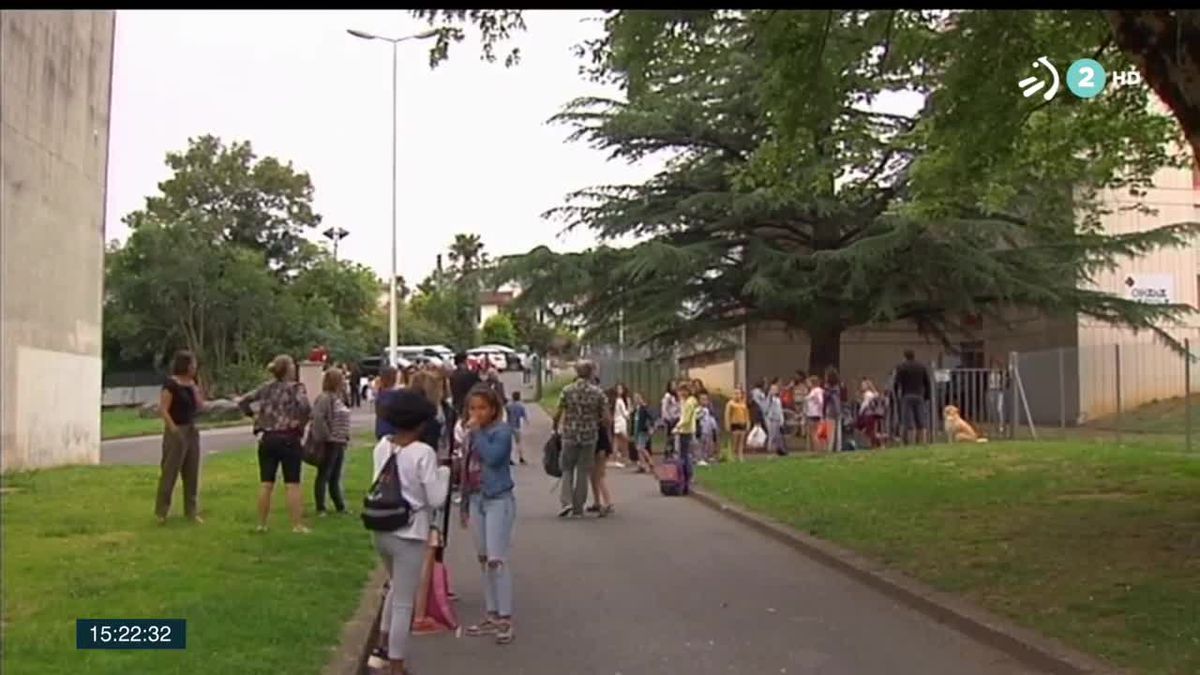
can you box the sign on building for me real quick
[1123,274,1174,305]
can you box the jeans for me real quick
[677,432,695,493]
[766,420,788,455]
[987,390,1006,428]
[156,424,201,518]
[374,534,426,660]
[559,439,596,514]
[469,492,516,617]
[314,442,346,512]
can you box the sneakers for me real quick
[558,505,573,518]
[697,460,710,467]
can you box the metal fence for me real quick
[581,343,682,402]
[1012,338,1196,451]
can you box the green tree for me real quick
[480,313,518,347]
[126,135,322,275]
[414,10,1200,163]
[495,10,1198,372]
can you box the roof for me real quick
[479,290,516,306]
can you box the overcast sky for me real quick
[104,10,663,284]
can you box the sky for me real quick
[104,10,663,284]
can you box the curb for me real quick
[689,487,1129,675]
[323,564,387,675]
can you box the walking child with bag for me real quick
[363,389,451,675]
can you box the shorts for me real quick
[258,432,303,484]
[634,432,651,450]
[900,395,929,430]
[596,430,612,456]
[729,423,747,432]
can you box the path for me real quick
[406,404,1044,674]
[99,410,376,465]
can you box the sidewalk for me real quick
[403,405,1043,674]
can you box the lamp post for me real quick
[321,226,350,261]
[347,27,439,367]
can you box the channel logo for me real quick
[1017,56,1060,101]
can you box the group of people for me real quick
[153,349,522,675]
[367,352,521,674]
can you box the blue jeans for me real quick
[469,492,516,617]
[676,432,695,493]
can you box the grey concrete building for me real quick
[1,11,116,472]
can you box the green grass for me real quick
[1,444,380,675]
[101,407,248,440]
[699,441,1200,675]
[537,375,572,413]
[1087,394,1197,435]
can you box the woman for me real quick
[155,350,204,524]
[461,386,518,645]
[612,383,632,468]
[764,383,788,456]
[589,407,617,515]
[239,355,312,534]
[370,388,451,675]
[310,368,352,516]
[858,378,885,449]
[660,384,681,455]
[823,367,844,453]
[805,375,825,452]
[724,387,750,462]
[631,392,654,472]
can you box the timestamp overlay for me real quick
[76,619,187,650]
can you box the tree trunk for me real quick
[1106,11,1200,162]
[807,324,844,375]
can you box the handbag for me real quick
[746,424,767,449]
[302,429,324,467]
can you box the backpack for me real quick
[361,448,414,532]
[543,432,563,478]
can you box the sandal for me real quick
[494,620,514,644]
[465,617,500,637]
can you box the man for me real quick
[893,349,933,445]
[484,368,507,402]
[449,353,481,416]
[348,361,362,408]
[553,361,610,518]
[373,366,402,441]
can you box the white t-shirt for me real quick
[371,438,450,542]
[805,387,825,418]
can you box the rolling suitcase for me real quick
[655,456,685,496]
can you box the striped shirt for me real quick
[311,392,351,444]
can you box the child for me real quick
[697,393,719,466]
[805,375,825,452]
[631,393,654,473]
[461,386,517,645]
[504,391,528,465]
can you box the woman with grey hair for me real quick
[239,355,313,533]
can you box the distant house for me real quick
[479,290,516,328]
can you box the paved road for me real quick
[99,409,377,465]
[406,405,1043,675]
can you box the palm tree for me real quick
[447,233,487,276]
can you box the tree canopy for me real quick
[484,10,1198,371]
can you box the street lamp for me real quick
[321,226,350,261]
[346,27,439,367]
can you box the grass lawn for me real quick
[1,442,380,675]
[102,407,248,440]
[699,441,1200,675]
[537,375,572,413]
[1087,394,1197,435]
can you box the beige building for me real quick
[1,11,116,472]
[681,162,1200,423]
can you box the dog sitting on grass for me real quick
[943,405,989,443]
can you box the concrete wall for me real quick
[1,11,115,473]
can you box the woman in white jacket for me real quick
[369,389,451,675]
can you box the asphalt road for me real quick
[99,409,377,465]
[405,405,1044,675]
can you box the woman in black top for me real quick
[155,350,204,524]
